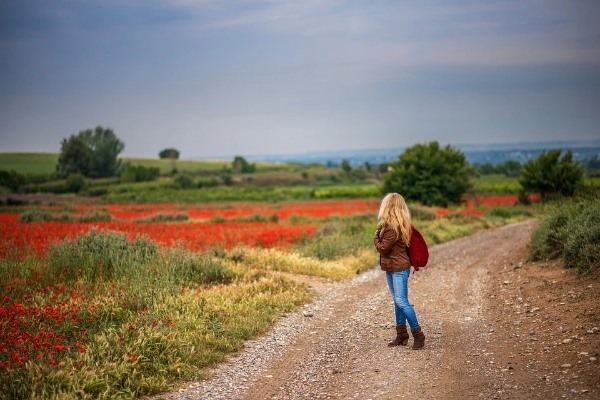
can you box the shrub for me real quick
[197,177,219,188]
[0,170,25,192]
[487,207,533,219]
[174,174,194,189]
[77,210,112,222]
[19,208,53,223]
[120,164,160,183]
[65,173,86,193]
[135,213,189,223]
[529,199,600,273]
[47,229,159,282]
[46,229,238,291]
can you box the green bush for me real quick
[77,210,112,222]
[135,213,189,223]
[529,199,600,273]
[46,229,237,288]
[487,207,533,219]
[65,173,86,193]
[47,229,159,282]
[174,174,194,189]
[120,163,160,183]
[0,170,25,192]
[382,141,472,206]
[197,177,219,188]
[19,208,53,223]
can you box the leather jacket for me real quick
[374,226,411,272]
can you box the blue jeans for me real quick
[385,270,420,331]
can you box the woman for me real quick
[374,193,425,350]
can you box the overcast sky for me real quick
[1,0,599,159]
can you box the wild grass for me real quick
[20,208,112,223]
[528,199,600,273]
[0,231,309,399]
[134,213,189,223]
[0,198,545,398]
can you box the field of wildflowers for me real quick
[0,197,535,398]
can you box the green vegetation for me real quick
[528,199,600,274]
[0,231,309,399]
[20,208,112,223]
[58,126,124,178]
[232,155,256,173]
[520,149,584,201]
[471,174,521,195]
[382,141,472,206]
[473,160,522,177]
[102,181,380,203]
[158,148,180,159]
[0,153,58,175]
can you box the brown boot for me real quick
[388,325,409,347]
[411,327,425,350]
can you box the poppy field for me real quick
[0,197,536,399]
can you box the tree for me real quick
[159,148,180,159]
[519,149,584,200]
[341,159,352,174]
[159,148,179,173]
[382,141,472,206]
[57,126,124,178]
[501,160,522,177]
[232,156,255,173]
[57,135,92,177]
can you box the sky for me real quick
[1,0,599,159]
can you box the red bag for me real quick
[408,225,429,271]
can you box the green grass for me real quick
[102,181,381,203]
[471,174,521,194]
[122,157,231,174]
[0,153,300,176]
[0,153,59,175]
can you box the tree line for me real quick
[0,125,593,205]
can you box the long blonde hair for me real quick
[377,193,411,246]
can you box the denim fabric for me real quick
[385,269,420,331]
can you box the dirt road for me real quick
[159,220,600,400]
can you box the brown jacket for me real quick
[374,226,411,272]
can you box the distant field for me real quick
[122,157,230,174]
[0,153,289,175]
[471,174,521,194]
[0,153,59,175]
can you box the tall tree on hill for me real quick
[57,126,124,178]
[159,148,180,173]
[382,141,472,207]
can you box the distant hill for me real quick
[237,140,600,166]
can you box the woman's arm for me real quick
[374,228,395,254]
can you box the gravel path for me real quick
[155,220,600,400]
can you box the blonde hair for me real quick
[377,193,411,246]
